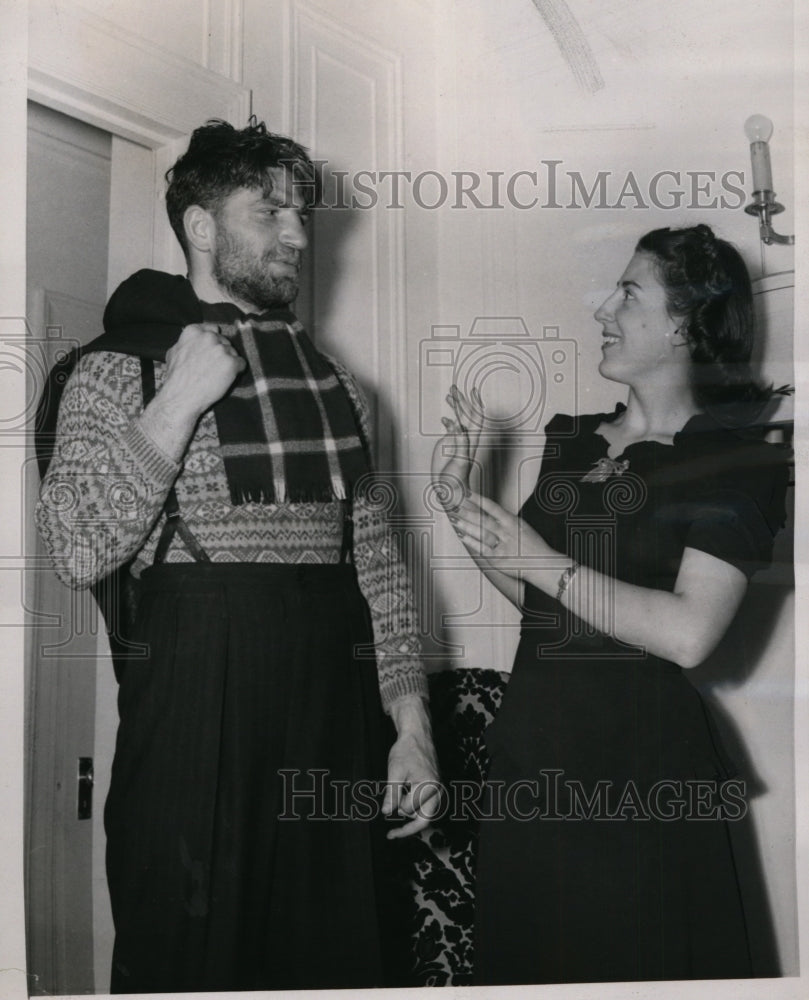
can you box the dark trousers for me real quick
[105,562,402,993]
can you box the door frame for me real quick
[3,3,251,997]
[28,2,252,276]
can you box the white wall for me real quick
[69,0,244,78]
[0,2,31,998]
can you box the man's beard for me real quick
[212,227,300,311]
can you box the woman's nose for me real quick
[594,291,616,324]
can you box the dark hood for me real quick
[35,270,201,477]
[101,269,203,361]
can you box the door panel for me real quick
[25,104,111,997]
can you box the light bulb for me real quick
[744,114,774,144]
[744,114,774,192]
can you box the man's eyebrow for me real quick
[619,279,642,290]
[261,192,308,211]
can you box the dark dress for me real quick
[473,406,790,985]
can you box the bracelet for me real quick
[556,562,579,602]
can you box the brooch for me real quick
[581,457,630,483]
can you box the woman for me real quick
[433,224,790,984]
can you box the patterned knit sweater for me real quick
[35,348,427,711]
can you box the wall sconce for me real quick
[744,115,794,246]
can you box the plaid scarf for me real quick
[202,303,371,504]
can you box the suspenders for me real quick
[140,357,210,565]
[338,498,353,566]
[139,358,353,567]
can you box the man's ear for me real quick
[183,205,216,255]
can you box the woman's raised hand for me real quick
[431,384,484,512]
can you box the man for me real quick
[36,119,438,993]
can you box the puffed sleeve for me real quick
[683,437,790,578]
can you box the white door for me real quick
[25,104,113,995]
[244,0,452,662]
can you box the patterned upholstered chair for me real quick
[406,668,509,986]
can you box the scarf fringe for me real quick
[230,485,352,506]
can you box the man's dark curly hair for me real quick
[165,117,319,253]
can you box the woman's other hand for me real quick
[431,384,484,512]
[447,491,551,576]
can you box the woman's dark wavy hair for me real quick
[165,117,319,253]
[636,224,773,418]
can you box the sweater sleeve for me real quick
[329,357,429,711]
[35,351,181,589]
